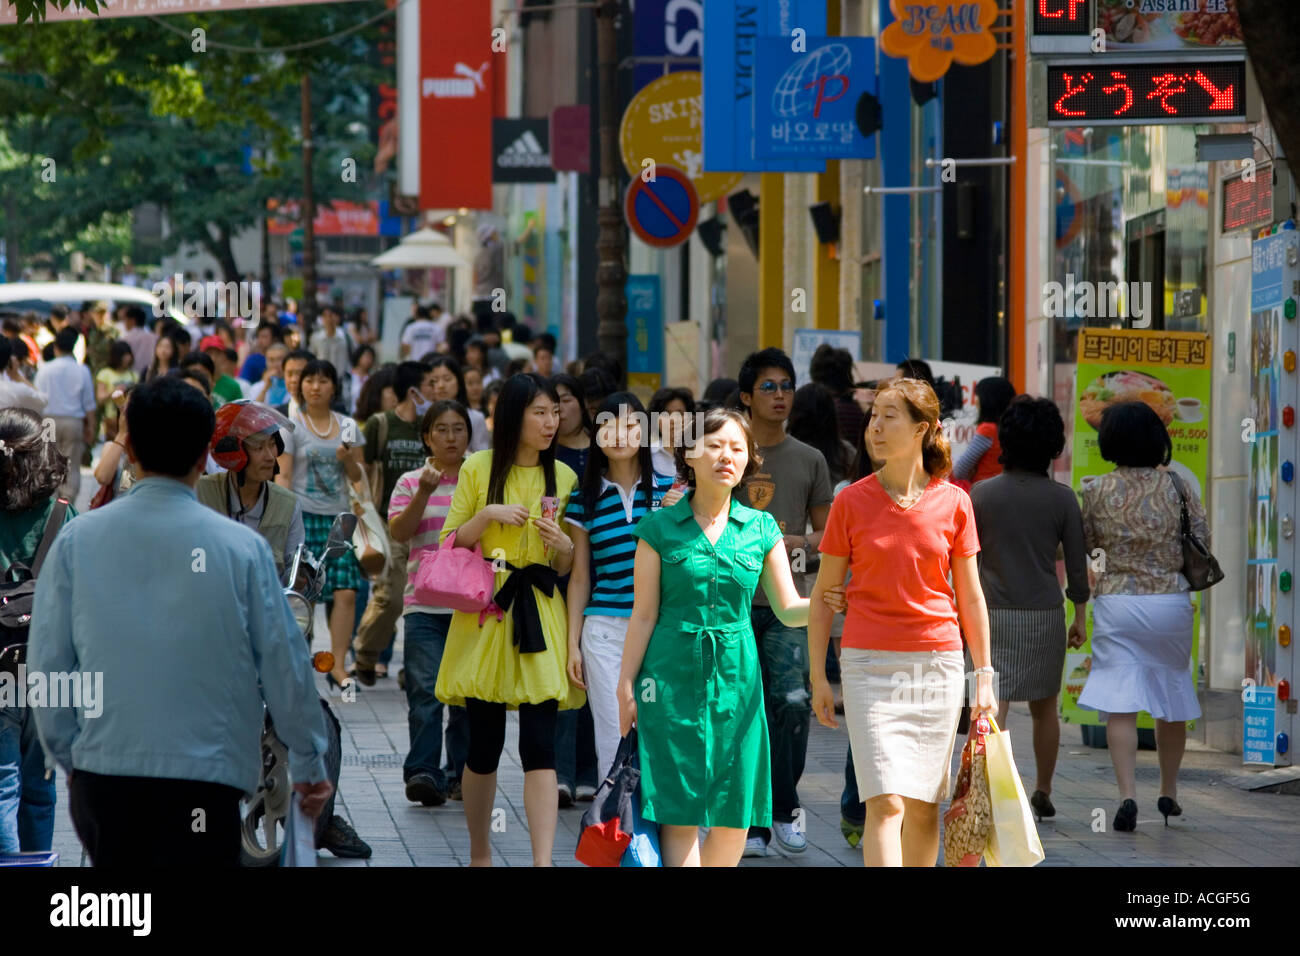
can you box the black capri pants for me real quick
[464,697,559,774]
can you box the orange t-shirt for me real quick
[819,475,980,652]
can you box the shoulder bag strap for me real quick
[30,498,69,577]
[368,411,390,505]
[1166,470,1191,537]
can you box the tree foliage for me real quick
[1239,1,1300,182]
[0,1,390,278]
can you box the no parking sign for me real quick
[624,166,699,249]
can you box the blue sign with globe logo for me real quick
[753,37,876,162]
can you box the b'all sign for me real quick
[754,37,877,161]
[880,0,1000,84]
[419,0,492,210]
[701,0,827,174]
[493,119,553,183]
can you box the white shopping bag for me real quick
[280,792,318,867]
[983,716,1045,867]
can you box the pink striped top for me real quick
[388,462,459,615]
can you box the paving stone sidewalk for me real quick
[45,609,1300,867]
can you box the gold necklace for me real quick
[692,507,726,527]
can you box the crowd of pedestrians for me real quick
[0,293,1212,867]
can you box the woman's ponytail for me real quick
[922,421,952,477]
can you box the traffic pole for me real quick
[595,0,627,386]
[301,70,318,337]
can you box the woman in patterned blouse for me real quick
[1077,401,1207,833]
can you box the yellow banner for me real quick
[1078,328,1211,371]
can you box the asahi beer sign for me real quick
[492,118,553,183]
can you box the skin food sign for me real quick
[880,0,1000,83]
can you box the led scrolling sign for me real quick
[1034,0,1092,36]
[1046,60,1247,125]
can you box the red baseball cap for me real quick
[199,335,226,352]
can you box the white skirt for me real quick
[1077,593,1201,722]
[841,647,965,803]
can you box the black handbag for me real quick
[574,730,641,867]
[1167,471,1223,591]
[0,498,69,676]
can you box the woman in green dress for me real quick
[618,407,810,867]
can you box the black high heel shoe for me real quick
[1157,796,1182,826]
[1113,798,1138,832]
[325,672,355,693]
[1030,790,1055,822]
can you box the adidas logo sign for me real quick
[498,130,550,168]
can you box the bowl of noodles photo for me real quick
[1079,369,1176,430]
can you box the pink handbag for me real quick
[412,530,497,612]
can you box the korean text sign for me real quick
[753,38,877,161]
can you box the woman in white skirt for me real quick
[1078,401,1205,832]
[809,378,997,867]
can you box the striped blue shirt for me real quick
[566,472,673,617]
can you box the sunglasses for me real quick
[756,381,794,394]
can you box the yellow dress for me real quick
[434,450,586,710]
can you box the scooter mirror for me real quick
[321,512,358,561]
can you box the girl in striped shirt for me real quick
[565,392,683,778]
[387,399,472,806]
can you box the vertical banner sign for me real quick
[633,0,704,94]
[626,275,665,402]
[879,0,1000,83]
[1247,232,1299,766]
[753,37,877,161]
[419,0,492,210]
[1063,328,1212,732]
[701,0,827,173]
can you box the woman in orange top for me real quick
[809,378,997,867]
[952,376,1017,486]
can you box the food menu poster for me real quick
[1062,328,1213,730]
[1095,0,1243,49]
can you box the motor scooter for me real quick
[239,512,356,867]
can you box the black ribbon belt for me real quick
[493,561,559,654]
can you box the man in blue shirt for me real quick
[29,376,332,866]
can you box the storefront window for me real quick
[1046,124,1210,481]
[1050,124,1210,365]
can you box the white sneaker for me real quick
[741,836,769,858]
[575,784,597,802]
[773,821,807,853]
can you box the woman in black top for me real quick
[969,397,1089,821]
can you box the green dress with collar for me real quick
[631,492,782,829]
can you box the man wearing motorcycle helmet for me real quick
[197,399,372,860]
[197,401,304,577]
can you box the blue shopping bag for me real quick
[620,790,661,868]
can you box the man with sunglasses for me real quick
[735,348,833,858]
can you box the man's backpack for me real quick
[0,498,69,676]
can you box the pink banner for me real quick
[0,0,363,26]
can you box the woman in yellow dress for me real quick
[436,373,584,866]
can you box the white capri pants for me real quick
[580,614,630,780]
